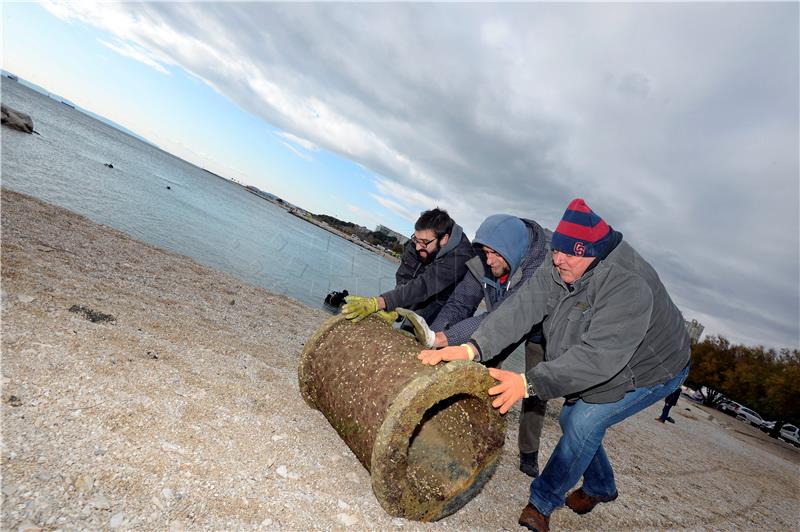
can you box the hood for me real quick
[437,223,465,257]
[472,214,529,275]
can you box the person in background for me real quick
[401,214,549,477]
[656,387,681,423]
[341,208,474,325]
[418,198,691,532]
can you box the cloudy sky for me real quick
[4,2,798,349]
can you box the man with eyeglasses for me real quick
[341,207,474,325]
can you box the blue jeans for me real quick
[530,365,689,515]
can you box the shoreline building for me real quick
[376,225,409,246]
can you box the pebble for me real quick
[275,465,288,478]
[109,512,124,528]
[17,294,36,303]
[89,493,111,510]
[271,433,287,442]
[336,513,358,526]
[337,499,350,510]
[17,520,41,532]
[161,488,174,499]
[345,472,360,483]
[74,475,94,493]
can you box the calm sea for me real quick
[1,79,399,310]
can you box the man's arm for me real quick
[430,268,485,346]
[470,262,552,362]
[381,244,471,311]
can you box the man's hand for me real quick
[341,296,380,322]
[433,331,449,348]
[488,368,526,414]
[396,308,436,347]
[418,345,470,365]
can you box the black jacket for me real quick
[381,224,475,323]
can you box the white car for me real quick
[779,424,800,446]
[718,400,741,416]
[736,407,766,427]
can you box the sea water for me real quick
[0,79,399,310]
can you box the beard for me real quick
[417,245,440,264]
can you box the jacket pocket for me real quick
[562,305,593,347]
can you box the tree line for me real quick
[686,336,800,425]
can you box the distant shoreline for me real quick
[286,209,401,264]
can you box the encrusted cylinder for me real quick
[298,314,506,521]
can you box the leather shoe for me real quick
[519,451,539,477]
[518,503,549,532]
[565,487,618,515]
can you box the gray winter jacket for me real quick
[471,240,691,403]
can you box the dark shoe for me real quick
[518,503,550,532]
[519,451,539,478]
[655,417,665,423]
[666,417,675,423]
[565,487,618,515]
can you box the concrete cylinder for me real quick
[298,314,506,521]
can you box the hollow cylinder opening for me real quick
[406,393,496,502]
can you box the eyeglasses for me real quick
[411,235,437,247]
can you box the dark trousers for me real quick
[520,342,547,453]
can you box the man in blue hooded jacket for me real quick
[403,214,550,477]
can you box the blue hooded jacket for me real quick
[473,214,530,296]
[431,216,549,346]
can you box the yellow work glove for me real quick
[341,296,380,322]
[375,310,399,325]
[395,308,436,348]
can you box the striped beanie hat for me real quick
[552,198,611,257]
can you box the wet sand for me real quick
[2,188,798,530]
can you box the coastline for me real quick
[1,188,797,530]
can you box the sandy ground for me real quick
[2,188,798,531]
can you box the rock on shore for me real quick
[1,188,798,530]
[1,104,34,134]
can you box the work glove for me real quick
[341,296,380,323]
[487,368,527,414]
[375,310,399,325]
[395,308,436,348]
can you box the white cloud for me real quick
[276,132,319,152]
[98,39,169,74]
[369,193,419,224]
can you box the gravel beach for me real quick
[2,189,798,530]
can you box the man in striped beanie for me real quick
[418,198,691,532]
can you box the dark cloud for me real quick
[49,1,799,348]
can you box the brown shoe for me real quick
[518,503,550,532]
[565,487,618,515]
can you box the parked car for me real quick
[779,424,800,446]
[718,400,741,416]
[736,407,766,427]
